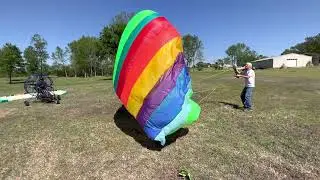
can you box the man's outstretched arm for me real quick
[235,74,253,79]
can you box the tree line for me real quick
[205,33,320,69]
[282,33,320,65]
[0,11,205,83]
[213,43,266,68]
[3,10,317,84]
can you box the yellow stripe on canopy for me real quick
[126,37,183,117]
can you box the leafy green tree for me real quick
[31,34,49,73]
[257,54,267,59]
[0,43,23,84]
[51,46,69,77]
[68,36,100,77]
[282,33,320,65]
[99,11,134,75]
[24,46,38,74]
[196,61,211,71]
[226,43,261,66]
[0,48,2,75]
[282,34,320,55]
[51,47,62,75]
[216,59,224,67]
[223,57,231,65]
[182,34,204,69]
[211,62,220,70]
[23,34,49,74]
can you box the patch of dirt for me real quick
[0,108,16,119]
[0,110,10,119]
[22,132,59,179]
[254,148,319,179]
[65,108,81,116]
[269,94,287,101]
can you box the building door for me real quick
[286,59,297,67]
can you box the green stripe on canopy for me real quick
[113,10,157,85]
[113,12,160,89]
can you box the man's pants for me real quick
[240,87,254,109]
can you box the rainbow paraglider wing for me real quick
[113,10,201,145]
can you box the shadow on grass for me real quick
[218,101,242,109]
[11,78,25,81]
[114,105,189,151]
[5,79,25,84]
[100,77,112,81]
[9,81,25,84]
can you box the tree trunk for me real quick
[64,66,68,77]
[101,66,104,76]
[94,61,97,77]
[9,71,12,84]
[192,57,195,72]
[90,59,93,77]
[100,63,103,76]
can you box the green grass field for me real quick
[1,68,319,179]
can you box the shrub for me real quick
[306,61,313,67]
[197,66,204,71]
[280,63,287,69]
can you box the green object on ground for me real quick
[178,169,192,180]
[0,98,9,103]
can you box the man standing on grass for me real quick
[235,62,255,111]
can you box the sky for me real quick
[1,0,320,64]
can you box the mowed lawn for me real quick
[0,68,319,179]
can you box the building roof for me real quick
[252,53,312,62]
[252,57,273,62]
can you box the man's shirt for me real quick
[244,69,255,87]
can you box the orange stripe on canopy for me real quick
[126,37,182,117]
[116,17,180,105]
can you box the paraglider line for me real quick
[193,89,213,94]
[198,88,216,104]
[198,70,228,82]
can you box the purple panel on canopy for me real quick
[136,53,186,127]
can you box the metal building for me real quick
[252,53,312,69]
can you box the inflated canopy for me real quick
[113,10,201,145]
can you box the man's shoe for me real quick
[243,108,253,112]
